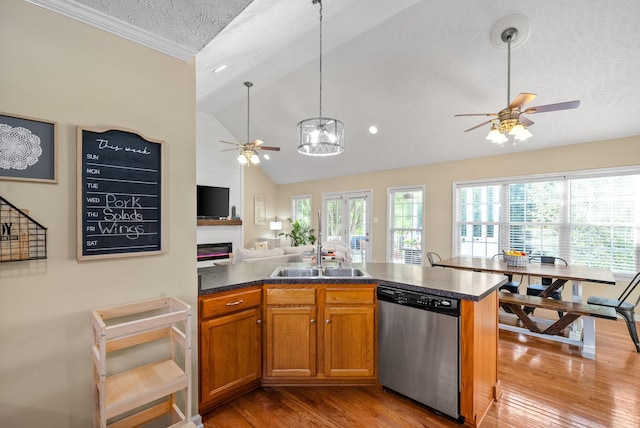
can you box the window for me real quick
[454,168,640,278]
[321,191,371,262]
[292,195,311,227]
[388,186,424,264]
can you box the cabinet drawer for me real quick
[201,288,262,319]
[325,288,375,305]
[266,288,316,305]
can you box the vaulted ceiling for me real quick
[33,0,640,184]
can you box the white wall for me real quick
[242,162,279,248]
[0,1,197,426]
[196,111,244,256]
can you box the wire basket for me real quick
[503,254,528,267]
[1,196,47,262]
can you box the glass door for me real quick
[322,191,371,263]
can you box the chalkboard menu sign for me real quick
[77,127,163,260]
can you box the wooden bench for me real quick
[499,292,617,336]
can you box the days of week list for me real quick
[81,130,162,257]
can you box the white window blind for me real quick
[569,175,640,274]
[387,187,424,264]
[454,168,640,278]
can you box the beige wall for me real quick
[242,164,279,248]
[0,1,196,427]
[246,136,640,299]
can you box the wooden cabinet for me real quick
[91,297,193,428]
[199,287,262,413]
[264,287,317,378]
[323,288,376,377]
[263,284,376,383]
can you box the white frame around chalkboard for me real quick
[0,112,58,183]
[76,126,165,261]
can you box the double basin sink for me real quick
[271,266,371,279]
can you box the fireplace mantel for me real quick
[197,219,243,226]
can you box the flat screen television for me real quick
[197,186,230,219]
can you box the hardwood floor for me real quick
[202,316,640,427]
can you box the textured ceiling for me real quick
[35,0,640,184]
[73,0,252,52]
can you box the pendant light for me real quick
[297,0,344,156]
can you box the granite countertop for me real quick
[198,262,506,302]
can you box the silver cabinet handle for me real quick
[326,319,331,324]
[225,299,244,306]
[310,319,316,324]
[256,319,262,325]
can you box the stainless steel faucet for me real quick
[316,211,322,268]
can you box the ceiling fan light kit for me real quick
[297,0,344,157]
[237,149,259,165]
[457,14,580,146]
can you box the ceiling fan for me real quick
[455,18,580,144]
[221,81,280,165]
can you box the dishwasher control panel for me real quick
[377,286,459,316]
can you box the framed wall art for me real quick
[254,195,266,226]
[0,112,57,183]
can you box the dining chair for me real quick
[587,272,640,352]
[526,255,568,317]
[426,252,442,267]
[492,253,521,294]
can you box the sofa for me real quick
[231,245,315,264]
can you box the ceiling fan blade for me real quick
[464,119,494,132]
[220,140,241,146]
[221,148,238,152]
[520,116,535,127]
[454,113,498,117]
[257,146,281,151]
[509,93,537,109]
[523,100,580,114]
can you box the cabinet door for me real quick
[200,307,261,408]
[265,306,317,377]
[323,305,375,377]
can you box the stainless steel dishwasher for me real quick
[377,285,462,422]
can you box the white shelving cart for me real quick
[91,297,194,428]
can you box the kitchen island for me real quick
[198,262,506,427]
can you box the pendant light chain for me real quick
[316,0,323,119]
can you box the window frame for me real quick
[291,194,312,228]
[387,185,425,265]
[452,166,640,280]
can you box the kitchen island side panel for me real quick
[460,290,498,427]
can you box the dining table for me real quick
[432,256,616,358]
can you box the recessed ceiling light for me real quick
[264,154,270,160]
[212,64,227,73]
[369,126,378,135]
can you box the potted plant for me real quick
[280,218,316,246]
